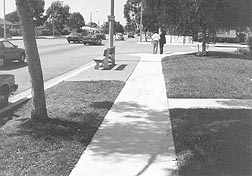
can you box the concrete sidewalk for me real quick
[69,53,177,176]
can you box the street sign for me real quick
[108,15,115,21]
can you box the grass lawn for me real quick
[0,80,125,176]
[170,109,252,176]
[162,51,252,99]
[162,51,252,176]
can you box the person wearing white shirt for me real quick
[152,32,160,54]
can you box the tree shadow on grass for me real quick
[170,108,252,176]
[2,111,103,145]
[196,51,252,60]
[90,101,114,109]
[0,111,15,128]
[0,111,103,176]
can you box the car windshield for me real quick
[2,41,15,48]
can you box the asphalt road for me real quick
[1,36,227,95]
[1,38,108,94]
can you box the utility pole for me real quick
[139,0,143,43]
[52,1,55,37]
[3,0,6,39]
[90,11,92,23]
[108,0,114,48]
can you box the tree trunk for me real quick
[16,0,48,121]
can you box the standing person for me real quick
[152,31,160,54]
[159,30,166,54]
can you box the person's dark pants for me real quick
[160,43,164,54]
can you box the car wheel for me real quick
[19,53,25,63]
[0,91,8,109]
[67,40,70,43]
[0,57,5,67]
[83,43,86,45]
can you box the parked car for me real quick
[0,40,26,67]
[83,34,102,45]
[0,74,18,109]
[128,32,135,38]
[96,33,106,40]
[66,32,84,43]
[115,33,124,40]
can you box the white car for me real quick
[115,33,124,40]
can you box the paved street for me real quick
[0,38,108,94]
[0,37,200,95]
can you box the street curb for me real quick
[0,62,95,117]
[1,36,67,41]
[0,98,29,117]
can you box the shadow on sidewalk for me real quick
[89,101,177,175]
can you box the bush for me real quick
[41,29,52,36]
[53,30,61,36]
[246,35,252,51]
[61,29,70,35]
[9,30,21,36]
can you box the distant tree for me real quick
[101,22,109,34]
[5,11,19,23]
[68,12,85,31]
[102,21,124,34]
[6,0,47,27]
[115,21,124,33]
[141,0,161,32]
[46,1,70,33]
[16,0,48,121]
[123,0,161,35]
[176,0,252,52]
[143,0,252,53]
[123,0,141,32]
[30,0,47,27]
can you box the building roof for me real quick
[0,18,16,26]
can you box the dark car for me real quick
[0,74,18,109]
[128,32,135,38]
[83,34,102,45]
[0,40,26,67]
[66,32,84,43]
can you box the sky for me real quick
[0,0,127,25]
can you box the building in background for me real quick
[0,18,21,37]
